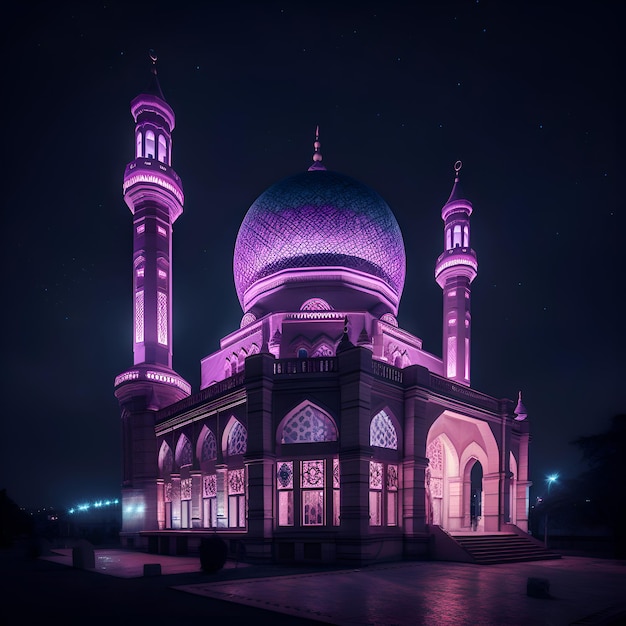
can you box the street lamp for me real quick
[544,473,558,547]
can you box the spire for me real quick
[145,49,166,101]
[514,390,528,421]
[337,316,354,353]
[445,160,466,204]
[308,125,326,171]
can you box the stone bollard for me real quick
[143,563,162,577]
[72,540,95,569]
[527,577,551,598]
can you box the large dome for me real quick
[233,169,406,310]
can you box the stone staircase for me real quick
[449,532,562,565]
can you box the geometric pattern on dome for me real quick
[233,170,406,306]
[370,409,398,450]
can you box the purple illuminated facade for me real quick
[114,61,531,564]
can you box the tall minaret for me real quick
[114,53,190,540]
[434,161,478,386]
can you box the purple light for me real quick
[233,170,406,308]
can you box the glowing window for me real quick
[277,461,294,526]
[157,292,168,345]
[201,430,217,462]
[158,269,167,280]
[136,267,144,278]
[370,410,398,450]
[145,130,155,158]
[158,442,173,476]
[281,404,338,443]
[453,224,462,247]
[135,290,144,343]
[463,225,469,247]
[446,228,452,250]
[301,460,324,526]
[136,132,143,158]
[333,457,340,526]
[227,420,248,456]
[136,223,145,235]
[158,135,167,163]
[369,461,383,526]
[203,474,217,497]
[228,469,246,528]
[447,336,456,378]
[181,478,192,501]
[157,225,167,237]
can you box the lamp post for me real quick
[544,474,558,547]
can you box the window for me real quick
[201,430,217,462]
[277,461,294,526]
[281,403,338,444]
[370,410,398,450]
[227,420,248,456]
[135,290,144,343]
[202,473,217,528]
[301,460,325,526]
[136,132,143,158]
[277,458,338,528]
[453,224,462,247]
[158,134,167,163]
[145,130,155,158]
[228,469,245,528]
[157,291,168,345]
[369,461,398,526]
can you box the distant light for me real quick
[547,474,558,483]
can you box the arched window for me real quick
[158,441,173,477]
[136,132,143,158]
[158,134,167,163]
[280,402,338,443]
[446,227,452,250]
[370,409,398,450]
[463,225,469,247]
[145,130,155,158]
[227,420,247,456]
[298,348,308,358]
[453,224,462,247]
[175,434,193,468]
[200,429,217,462]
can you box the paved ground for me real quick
[4,541,626,625]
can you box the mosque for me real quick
[114,59,532,564]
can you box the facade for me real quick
[114,60,531,564]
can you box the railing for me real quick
[157,372,245,420]
[429,374,500,412]
[273,358,337,375]
[371,360,403,383]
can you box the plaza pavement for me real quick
[34,546,626,625]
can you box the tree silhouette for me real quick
[572,414,626,558]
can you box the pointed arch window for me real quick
[280,403,338,444]
[136,132,143,158]
[453,224,462,248]
[200,429,217,462]
[370,409,398,450]
[175,434,193,468]
[227,420,248,456]
[145,130,155,158]
[158,134,167,163]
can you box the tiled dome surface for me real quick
[233,170,406,306]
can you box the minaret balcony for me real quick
[123,159,184,219]
[435,247,478,285]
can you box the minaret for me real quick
[434,161,478,385]
[114,53,190,540]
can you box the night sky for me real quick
[2,1,621,511]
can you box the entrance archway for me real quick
[427,410,500,531]
[468,460,483,531]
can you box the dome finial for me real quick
[514,390,528,421]
[308,125,326,171]
[454,159,462,182]
[149,49,158,74]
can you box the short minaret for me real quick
[114,53,190,542]
[434,161,478,385]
